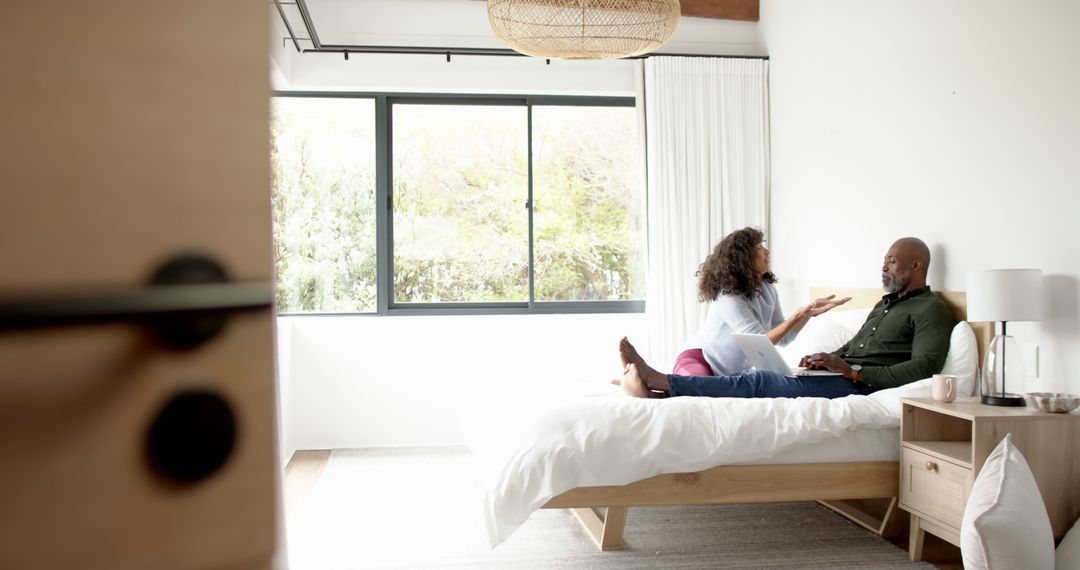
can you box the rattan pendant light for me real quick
[487,0,681,60]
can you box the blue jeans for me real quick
[667,369,874,399]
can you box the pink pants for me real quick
[672,348,713,377]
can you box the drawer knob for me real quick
[925,461,938,472]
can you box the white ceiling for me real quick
[276,0,763,56]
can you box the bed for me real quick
[464,288,992,551]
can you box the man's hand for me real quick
[802,294,853,318]
[799,352,832,369]
[800,352,859,381]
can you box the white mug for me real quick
[932,374,957,403]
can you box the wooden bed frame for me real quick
[541,287,993,551]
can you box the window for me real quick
[392,103,529,303]
[271,96,377,313]
[271,93,643,315]
[531,105,644,302]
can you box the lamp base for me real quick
[981,393,1026,407]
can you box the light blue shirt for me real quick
[697,281,797,376]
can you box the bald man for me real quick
[620,237,955,399]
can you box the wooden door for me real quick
[0,2,277,569]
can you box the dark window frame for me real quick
[273,91,644,316]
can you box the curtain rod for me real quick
[302,45,769,61]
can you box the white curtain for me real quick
[636,56,771,367]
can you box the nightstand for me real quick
[899,397,1080,561]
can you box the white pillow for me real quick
[941,321,979,397]
[1057,518,1080,569]
[778,307,873,362]
[870,322,977,402]
[819,307,874,336]
[868,377,933,410]
[960,434,1055,570]
[778,319,853,358]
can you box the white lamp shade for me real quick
[966,269,1042,322]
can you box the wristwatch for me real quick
[849,364,863,383]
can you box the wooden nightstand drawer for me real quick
[900,447,972,528]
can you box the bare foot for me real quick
[620,364,652,398]
[618,337,667,389]
[618,337,632,370]
[618,336,644,369]
[609,361,631,386]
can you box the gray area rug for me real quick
[287,448,933,569]
[478,502,933,569]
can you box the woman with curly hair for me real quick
[672,227,849,377]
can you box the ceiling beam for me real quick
[680,0,759,22]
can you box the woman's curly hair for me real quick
[696,227,776,301]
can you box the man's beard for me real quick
[882,270,910,293]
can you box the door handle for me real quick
[0,254,273,348]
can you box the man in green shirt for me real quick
[798,237,955,390]
[620,237,955,398]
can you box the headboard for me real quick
[810,287,994,363]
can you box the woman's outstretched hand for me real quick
[803,294,852,317]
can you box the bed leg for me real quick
[817,497,902,537]
[569,506,628,551]
[878,497,903,538]
[601,506,628,549]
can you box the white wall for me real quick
[760,0,1080,394]
[268,2,297,90]
[277,313,644,458]
[283,52,637,95]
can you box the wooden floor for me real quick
[284,450,964,568]
[284,450,331,523]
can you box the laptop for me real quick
[730,333,844,378]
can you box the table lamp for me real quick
[966,269,1042,406]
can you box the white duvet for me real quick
[463,384,907,548]
[464,319,978,548]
